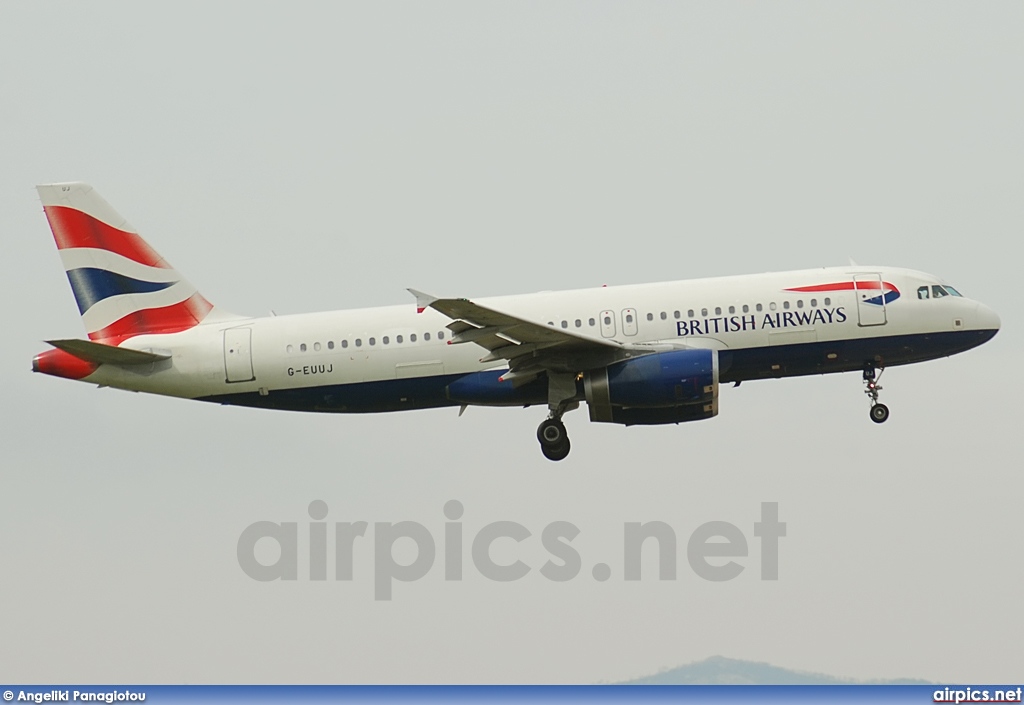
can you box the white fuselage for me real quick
[76,265,999,413]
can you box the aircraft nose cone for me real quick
[976,303,1001,333]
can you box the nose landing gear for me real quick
[863,365,890,424]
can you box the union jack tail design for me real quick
[37,182,230,343]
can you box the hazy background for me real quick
[1,1,1021,684]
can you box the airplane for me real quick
[32,182,1000,461]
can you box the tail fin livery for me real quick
[37,182,227,343]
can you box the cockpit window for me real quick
[919,284,965,301]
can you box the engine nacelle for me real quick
[584,349,719,425]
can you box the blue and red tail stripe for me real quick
[65,268,179,315]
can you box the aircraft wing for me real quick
[411,290,630,384]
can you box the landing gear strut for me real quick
[863,365,890,424]
[538,372,578,461]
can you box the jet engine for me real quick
[583,348,718,425]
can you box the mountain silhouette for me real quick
[621,656,931,685]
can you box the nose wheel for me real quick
[537,417,571,461]
[870,403,890,423]
[863,365,890,424]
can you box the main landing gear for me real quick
[538,371,578,461]
[538,416,571,461]
[863,365,890,424]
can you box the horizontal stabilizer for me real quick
[45,339,171,365]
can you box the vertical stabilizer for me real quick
[37,182,236,342]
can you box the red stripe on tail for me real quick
[44,205,170,268]
[89,293,214,343]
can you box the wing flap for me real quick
[429,298,621,352]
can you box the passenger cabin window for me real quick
[674,310,680,319]
[410,334,417,342]
[369,337,376,346]
[438,331,445,340]
[647,313,654,322]
[424,333,431,341]
[355,339,362,347]
[588,318,596,326]
[756,304,763,312]
[714,307,721,315]
[575,319,582,328]
[314,342,321,351]
[342,340,349,348]
[327,341,334,350]
[397,335,403,343]
[383,336,389,345]
[728,306,735,314]
[688,309,694,318]
[300,343,307,352]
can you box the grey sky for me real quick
[1,1,1021,684]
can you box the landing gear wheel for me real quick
[537,419,567,447]
[537,418,571,461]
[862,364,890,424]
[541,438,571,461]
[870,403,890,424]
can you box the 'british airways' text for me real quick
[677,307,848,336]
